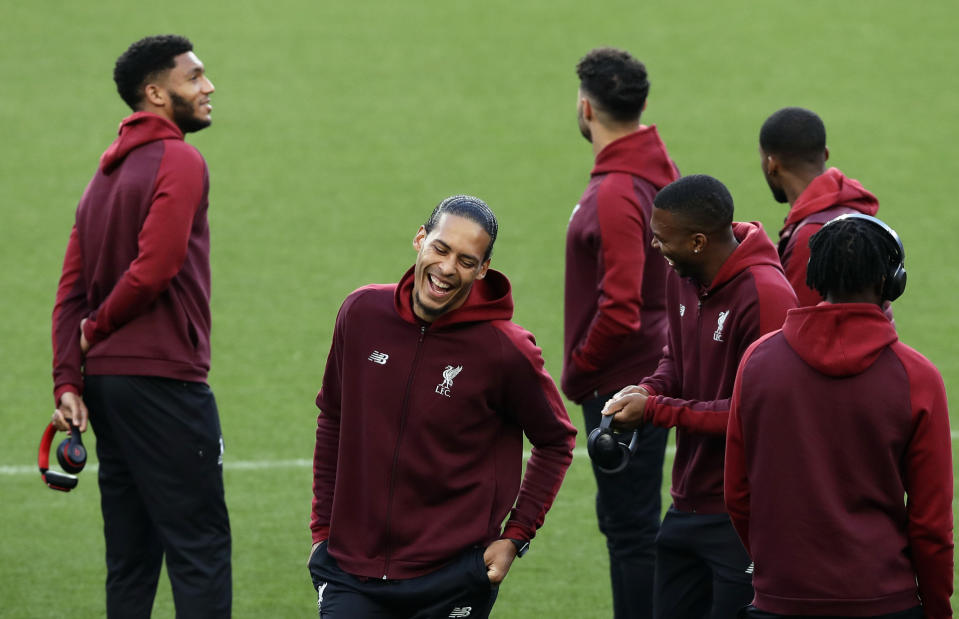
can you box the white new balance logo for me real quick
[368,351,389,365]
[449,607,472,618]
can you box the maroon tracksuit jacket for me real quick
[563,126,679,403]
[312,267,577,580]
[778,167,879,307]
[726,303,953,618]
[639,222,798,513]
[53,112,212,401]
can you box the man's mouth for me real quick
[428,273,453,295]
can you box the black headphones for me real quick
[587,414,640,474]
[38,422,87,492]
[821,213,907,301]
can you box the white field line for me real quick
[6,432,958,476]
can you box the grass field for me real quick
[2,1,957,617]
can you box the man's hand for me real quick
[484,539,518,584]
[308,541,323,562]
[80,318,91,354]
[601,385,650,429]
[53,391,88,432]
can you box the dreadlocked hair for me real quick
[806,217,899,299]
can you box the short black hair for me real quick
[114,35,194,110]
[576,47,649,123]
[759,107,826,166]
[424,195,499,261]
[653,174,734,233]
[807,217,901,300]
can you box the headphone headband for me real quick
[820,213,907,301]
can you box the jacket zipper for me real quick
[382,323,427,579]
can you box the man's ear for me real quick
[581,97,593,122]
[824,145,830,162]
[476,260,491,279]
[765,153,781,176]
[691,232,708,255]
[143,82,167,108]
[412,226,427,252]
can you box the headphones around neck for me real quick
[587,414,640,474]
[820,213,907,301]
[38,422,87,491]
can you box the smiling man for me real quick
[309,195,577,618]
[50,35,229,618]
[602,175,797,619]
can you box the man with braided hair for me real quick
[309,195,576,618]
[726,214,953,618]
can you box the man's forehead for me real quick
[173,51,204,73]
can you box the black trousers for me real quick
[739,604,924,618]
[583,391,668,619]
[309,543,498,618]
[86,375,232,619]
[654,507,753,619]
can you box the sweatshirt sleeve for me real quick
[82,143,206,347]
[642,270,796,435]
[571,180,649,372]
[784,225,824,307]
[496,323,577,543]
[725,343,763,555]
[897,346,954,619]
[51,225,89,402]
[311,299,349,544]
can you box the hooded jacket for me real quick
[52,112,212,401]
[726,303,953,618]
[563,126,679,403]
[639,222,797,513]
[312,267,577,580]
[778,167,879,306]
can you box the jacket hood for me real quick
[783,303,897,376]
[784,167,879,227]
[708,221,783,292]
[100,112,184,173]
[394,266,514,326]
[591,125,679,189]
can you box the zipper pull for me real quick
[419,325,426,343]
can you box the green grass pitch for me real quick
[1,1,957,616]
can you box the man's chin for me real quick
[176,116,212,134]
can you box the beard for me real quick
[170,91,211,134]
[577,108,592,143]
[765,178,789,204]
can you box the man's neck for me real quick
[591,124,641,157]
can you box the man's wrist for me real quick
[506,538,529,557]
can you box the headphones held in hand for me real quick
[821,213,907,301]
[38,422,87,491]
[587,413,639,475]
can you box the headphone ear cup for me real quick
[587,418,631,474]
[43,470,79,491]
[57,431,87,475]
[883,264,906,302]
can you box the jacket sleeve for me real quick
[82,144,206,347]
[571,180,649,372]
[51,225,89,402]
[310,300,349,545]
[496,324,577,543]
[642,273,796,435]
[898,346,954,619]
[783,225,824,307]
[725,344,761,555]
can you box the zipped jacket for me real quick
[726,303,953,618]
[52,112,212,401]
[311,267,577,580]
[563,126,679,403]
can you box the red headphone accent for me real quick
[38,422,86,492]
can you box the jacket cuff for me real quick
[311,525,330,545]
[54,385,81,406]
[501,523,531,543]
[82,318,103,346]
